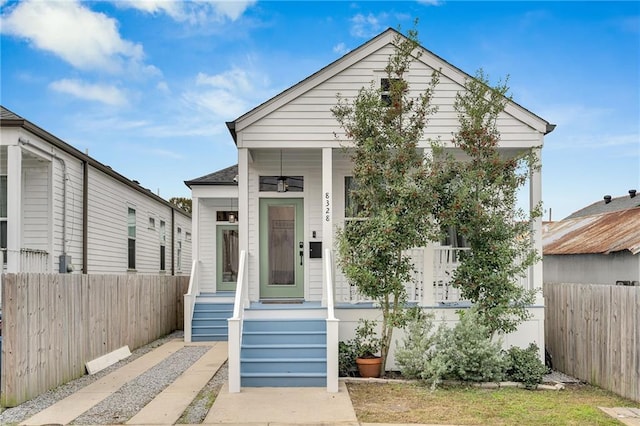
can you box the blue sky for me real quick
[1,0,638,220]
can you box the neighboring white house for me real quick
[543,193,640,285]
[183,28,554,392]
[0,106,192,277]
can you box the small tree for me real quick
[331,26,440,375]
[169,197,192,214]
[430,70,542,336]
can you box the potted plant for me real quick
[353,319,383,378]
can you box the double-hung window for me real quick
[128,207,136,270]
[159,220,166,271]
[176,227,182,272]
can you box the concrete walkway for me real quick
[205,381,358,424]
[17,338,636,426]
[19,339,359,425]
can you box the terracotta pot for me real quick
[356,357,382,378]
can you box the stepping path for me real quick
[20,340,226,426]
[126,342,227,425]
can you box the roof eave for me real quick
[226,121,237,144]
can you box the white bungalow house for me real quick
[183,28,554,392]
[0,106,192,279]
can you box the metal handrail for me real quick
[324,249,336,320]
[228,250,247,393]
[324,248,339,392]
[184,259,199,342]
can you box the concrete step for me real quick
[240,358,326,374]
[240,372,327,387]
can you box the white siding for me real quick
[544,253,640,285]
[196,198,238,292]
[241,44,540,149]
[13,129,85,273]
[174,211,192,276]
[86,166,191,275]
[21,155,50,253]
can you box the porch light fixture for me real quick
[229,198,236,223]
[277,150,288,193]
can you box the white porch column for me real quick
[191,195,199,277]
[238,148,250,305]
[421,147,436,307]
[321,147,333,307]
[421,243,436,307]
[7,144,22,272]
[530,146,543,304]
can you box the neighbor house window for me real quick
[177,227,182,271]
[159,220,166,271]
[148,216,156,229]
[128,207,136,269]
[185,232,191,242]
[0,175,7,266]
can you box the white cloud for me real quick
[1,0,149,74]
[350,13,388,38]
[115,0,256,24]
[187,67,273,118]
[49,79,128,106]
[157,81,170,93]
[333,42,349,55]
[417,0,442,5]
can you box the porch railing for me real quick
[228,249,247,393]
[183,260,200,343]
[324,249,339,392]
[1,248,50,273]
[433,246,469,304]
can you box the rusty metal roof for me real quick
[543,207,640,255]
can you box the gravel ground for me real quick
[0,331,227,425]
[178,361,228,424]
[72,345,210,425]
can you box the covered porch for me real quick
[183,145,543,393]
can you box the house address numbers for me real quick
[325,192,331,222]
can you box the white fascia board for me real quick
[191,185,238,199]
[238,140,348,149]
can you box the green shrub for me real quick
[338,341,358,377]
[395,310,437,379]
[436,308,506,383]
[505,343,549,389]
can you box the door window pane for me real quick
[222,229,239,282]
[268,205,295,285]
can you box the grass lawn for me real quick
[347,382,639,425]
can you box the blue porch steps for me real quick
[241,318,327,387]
[191,301,234,342]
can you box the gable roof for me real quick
[184,164,238,188]
[564,191,640,219]
[0,105,190,217]
[543,207,640,256]
[227,28,555,142]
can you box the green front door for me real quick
[217,225,239,291]
[259,198,304,299]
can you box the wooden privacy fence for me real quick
[544,283,639,402]
[1,273,189,407]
